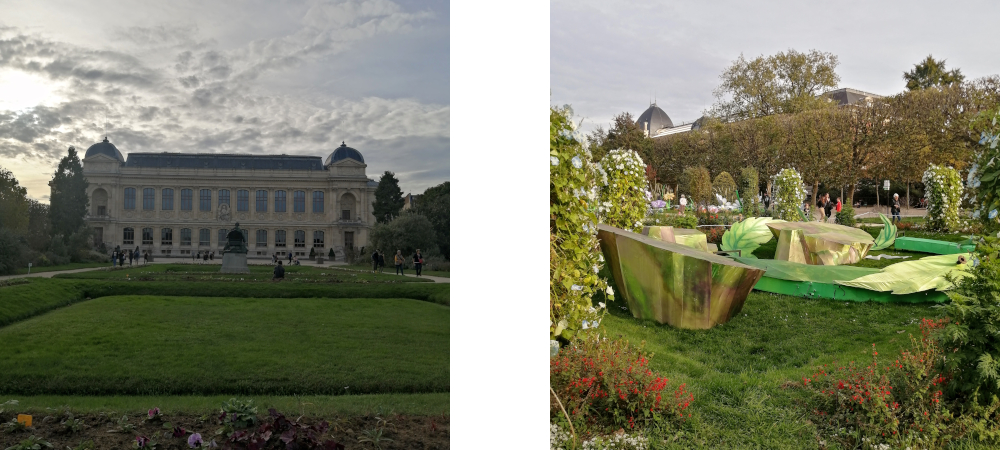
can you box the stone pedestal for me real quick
[220,252,249,273]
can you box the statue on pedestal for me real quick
[223,222,248,254]
[220,222,250,273]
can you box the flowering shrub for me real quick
[923,164,964,232]
[550,334,693,434]
[771,168,806,222]
[713,172,738,204]
[597,148,649,232]
[802,319,962,448]
[740,167,763,217]
[550,106,612,342]
[702,226,726,245]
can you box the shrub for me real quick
[835,204,857,227]
[923,164,964,232]
[369,211,438,257]
[713,171,738,204]
[550,106,612,342]
[703,227,725,245]
[740,167,762,216]
[772,168,805,222]
[969,106,1000,232]
[550,334,692,434]
[0,228,25,275]
[680,166,712,208]
[644,210,698,229]
[597,148,649,232]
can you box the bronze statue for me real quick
[223,222,248,254]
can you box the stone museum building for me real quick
[81,137,377,260]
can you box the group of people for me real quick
[375,249,424,276]
[192,251,215,263]
[271,253,300,266]
[815,193,842,223]
[111,247,146,267]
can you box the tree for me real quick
[49,147,89,239]
[25,200,51,251]
[371,171,405,223]
[903,55,965,91]
[784,109,848,208]
[0,166,29,235]
[709,49,840,121]
[417,181,449,259]
[680,166,713,208]
[369,211,438,256]
[585,112,654,162]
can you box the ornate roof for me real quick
[84,137,125,162]
[325,142,365,165]
[123,153,325,170]
[636,103,674,134]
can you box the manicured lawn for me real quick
[11,262,107,275]
[52,263,433,283]
[0,296,449,396]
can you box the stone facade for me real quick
[82,139,377,260]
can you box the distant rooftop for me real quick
[823,87,884,106]
[124,153,325,171]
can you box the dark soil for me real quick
[0,411,448,449]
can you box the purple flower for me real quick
[136,436,150,447]
[148,407,160,419]
[188,433,203,448]
[651,200,666,209]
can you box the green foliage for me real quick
[0,228,26,276]
[369,211,438,256]
[220,398,258,431]
[720,217,778,258]
[680,166,712,208]
[713,171,738,204]
[772,168,805,222]
[3,435,53,450]
[24,200,51,252]
[940,237,1000,404]
[871,213,897,250]
[550,105,611,342]
[417,181,449,259]
[835,204,857,227]
[48,147,88,239]
[597,148,649,232]
[372,171,404,224]
[550,333,692,434]
[0,166,30,235]
[739,167,762,216]
[644,211,698,229]
[904,55,965,91]
[969,106,1000,229]
[923,164,965,231]
[585,112,654,163]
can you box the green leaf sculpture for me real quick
[720,217,781,258]
[871,213,897,251]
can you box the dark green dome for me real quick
[84,137,124,162]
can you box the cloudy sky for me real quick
[0,0,448,202]
[552,0,1000,135]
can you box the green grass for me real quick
[52,264,433,283]
[11,262,107,275]
[0,279,88,328]
[3,393,449,417]
[0,296,449,396]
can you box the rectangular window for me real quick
[237,190,249,212]
[294,230,305,248]
[275,230,286,247]
[180,228,192,246]
[123,227,135,245]
[341,209,351,221]
[181,189,193,211]
[200,189,211,211]
[313,230,324,247]
[218,189,230,207]
[199,228,211,246]
[97,205,106,215]
[293,191,305,212]
[256,230,267,247]
[124,188,136,210]
[162,188,174,210]
[142,228,153,245]
[312,191,324,213]
[344,231,354,250]
[275,191,286,212]
[256,190,267,212]
[218,229,227,247]
[143,188,155,210]
[161,228,173,246]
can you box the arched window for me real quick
[162,188,174,210]
[256,190,268,212]
[123,227,135,245]
[180,228,192,246]
[293,191,305,212]
[199,228,211,246]
[256,229,267,247]
[275,191,286,212]
[92,188,108,216]
[294,230,305,247]
[181,189,193,210]
[142,228,153,245]
[340,193,356,221]
[313,230,324,247]
[275,230,287,247]
[200,189,211,211]
[218,189,230,207]
[237,190,249,211]
[124,188,136,210]
[312,191,324,213]
[161,228,173,245]
[143,188,155,210]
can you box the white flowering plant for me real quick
[923,164,965,232]
[968,106,1000,231]
[596,148,650,232]
[771,168,806,222]
[550,106,612,342]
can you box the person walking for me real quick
[824,194,834,223]
[143,251,148,264]
[371,248,380,273]
[210,251,214,261]
[678,194,687,214]
[412,249,423,277]
[378,250,386,273]
[892,193,902,224]
[816,195,827,222]
[272,260,285,281]
[394,250,404,275]
[272,253,277,265]
[288,252,293,264]
[112,250,117,267]
[119,251,125,267]
[203,251,209,263]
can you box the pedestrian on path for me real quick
[394,250,404,275]
[203,251,209,263]
[143,251,149,264]
[378,250,386,273]
[372,248,380,273]
[824,194,834,223]
[412,249,423,277]
[816,195,827,222]
[892,193,902,224]
[112,250,117,267]
[129,250,133,266]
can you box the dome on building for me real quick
[635,103,674,134]
[325,142,365,165]
[84,137,125,162]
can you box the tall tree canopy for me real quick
[49,146,89,238]
[903,55,965,91]
[417,181,449,259]
[0,166,30,234]
[585,112,654,162]
[710,49,840,121]
[372,171,405,223]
